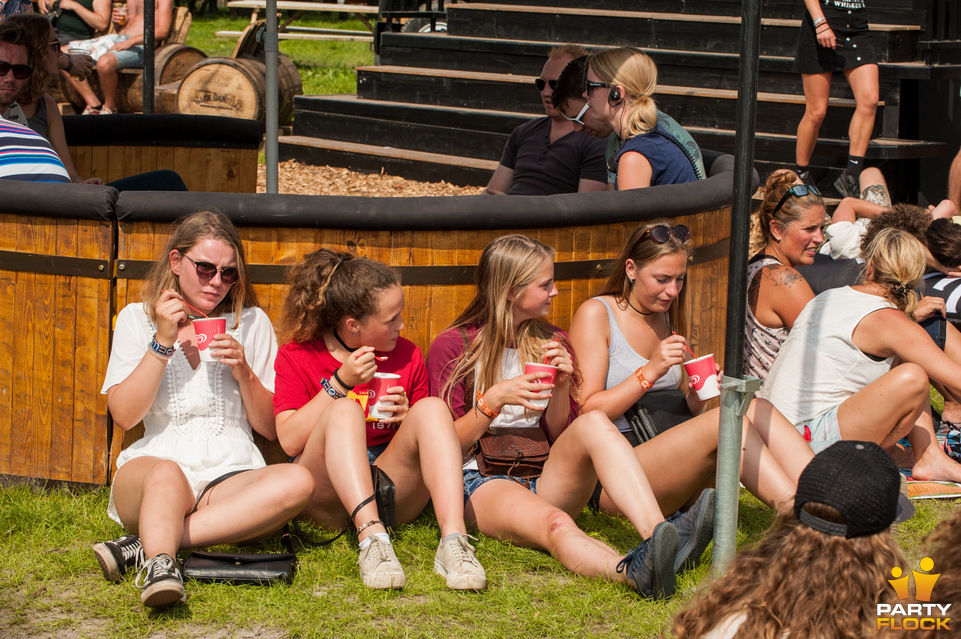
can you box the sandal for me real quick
[81,104,102,115]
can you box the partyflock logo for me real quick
[877,557,951,631]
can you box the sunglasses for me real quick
[771,184,821,218]
[0,61,32,80]
[564,102,590,126]
[534,77,557,91]
[182,253,239,285]
[585,80,612,93]
[639,224,691,245]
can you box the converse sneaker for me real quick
[92,534,143,583]
[616,520,679,599]
[135,553,186,608]
[668,488,716,572]
[433,534,487,591]
[358,537,406,589]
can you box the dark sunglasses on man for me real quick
[0,61,32,80]
[534,77,557,91]
[181,253,240,285]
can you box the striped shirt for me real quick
[0,118,70,183]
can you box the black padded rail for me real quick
[0,180,117,221]
[63,114,264,149]
[114,151,744,229]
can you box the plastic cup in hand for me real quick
[684,354,720,401]
[368,372,401,421]
[192,317,226,362]
[524,362,557,409]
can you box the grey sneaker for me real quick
[135,553,186,608]
[668,488,716,572]
[834,170,859,198]
[358,537,406,589]
[434,534,487,591]
[616,520,679,599]
[92,534,144,583]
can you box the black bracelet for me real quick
[65,54,73,72]
[321,377,347,400]
[332,369,354,391]
[149,334,175,358]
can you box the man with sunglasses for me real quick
[484,44,606,196]
[0,37,70,182]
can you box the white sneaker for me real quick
[358,537,406,589]
[434,534,487,591]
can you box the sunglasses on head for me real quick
[564,102,589,125]
[639,224,691,245]
[585,80,612,93]
[771,184,821,218]
[0,61,32,80]
[534,77,557,91]
[182,253,239,285]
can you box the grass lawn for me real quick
[0,483,956,638]
[185,10,374,96]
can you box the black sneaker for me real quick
[797,169,814,187]
[92,534,143,583]
[616,520,679,599]
[667,488,716,572]
[135,553,187,608]
[834,171,860,198]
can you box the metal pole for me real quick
[265,0,279,194]
[143,0,154,113]
[713,0,763,571]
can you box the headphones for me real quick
[608,86,622,106]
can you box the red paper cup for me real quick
[684,353,720,401]
[368,372,401,421]
[192,317,226,362]
[524,362,557,408]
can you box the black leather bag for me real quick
[183,551,297,585]
[624,389,694,445]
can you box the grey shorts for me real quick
[462,468,538,504]
[797,405,842,454]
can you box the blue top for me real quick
[614,132,698,189]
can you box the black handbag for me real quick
[624,389,694,445]
[183,550,297,585]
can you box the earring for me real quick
[353,331,358,336]
[773,235,781,242]
[628,277,635,285]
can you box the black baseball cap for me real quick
[794,440,914,539]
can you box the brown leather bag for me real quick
[475,427,550,479]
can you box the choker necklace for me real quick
[626,298,655,316]
[333,327,358,352]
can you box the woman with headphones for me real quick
[584,47,700,190]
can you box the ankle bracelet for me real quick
[356,519,384,537]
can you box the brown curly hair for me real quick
[920,507,961,629]
[860,203,931,256]
[278,249,400,345]
[668,503,906,639]
[0,14,55,106]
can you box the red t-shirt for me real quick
[273,337,429,448]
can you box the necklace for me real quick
[626,297,654,316]
[333,327,358,352]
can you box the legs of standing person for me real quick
[796,72,832,178]
[835,64,879,195]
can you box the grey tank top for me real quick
[596,297,682,432]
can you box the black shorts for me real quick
[794,5,877,74]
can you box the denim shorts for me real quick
[112,44,144,69]
[797,405,842,454]
[462,468,538,504]
[367,443,388,464]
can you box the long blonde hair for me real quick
[441,235,578,406]
[140,210,257,328]
[862,227,925,317]
[668,503,906,639]
[588,47,658,138]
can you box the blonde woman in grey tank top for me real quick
[569,221,816,520]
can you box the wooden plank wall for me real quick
[0,214,112,484]
[69,145,259,193]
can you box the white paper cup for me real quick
[525,362,557,409]
[192,317,226,363]
[684,353,720,401]
[367,372,401,420]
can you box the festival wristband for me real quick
[149,334,175,358]
[634,366,652,392]
[475,392,499,419]
[321,377,347,400]
[812,16,826,27]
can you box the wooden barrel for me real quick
[175,54,302,124]
[120,44,208,113]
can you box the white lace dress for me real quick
[101,303,277,524]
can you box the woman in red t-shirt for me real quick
[273,249,485,592]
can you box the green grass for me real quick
[185,10,374,96]
[0,484,956,638]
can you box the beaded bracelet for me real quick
[149,334,175,358]
[321,377,347,400]
[332,369,354,391]
[474,391,499,419]
[634,366,652,392]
